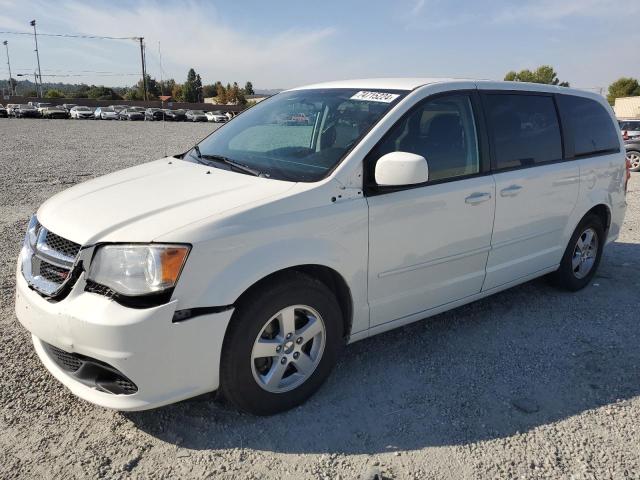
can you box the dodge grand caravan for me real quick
[15,78,628,415]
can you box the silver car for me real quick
[619,120,640,139]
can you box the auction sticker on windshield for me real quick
[350,91,400,103]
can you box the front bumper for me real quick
[15,263,234,411]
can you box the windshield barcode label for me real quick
[350,91,400,103]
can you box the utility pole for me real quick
[3,40,14,96]
[30,20,43,98]
[138,37,147,101]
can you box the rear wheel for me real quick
[550,214,605,291]
[626,150,640,172]
[220,272,343,415]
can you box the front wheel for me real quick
[220,272,343,415]
[549,214,605,291]
[627,150,640,172]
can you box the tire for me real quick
[220,272,344,415]
[627,150,640,172]
[549,214,605,291]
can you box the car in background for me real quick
[144,108,165,121]
[205,111,227,123]
[619,120,640,140]
[69,106,95,119]
[35,102,52,116]
[625,138,640,172]
[109,105,128,114]
[14,104,39,118]
[41,106,69,119]
[162,109,186,121]
[118,107,145,121]
[0,104,7,118]
[94,107,118,120]
[62,104,77,113]
[5,104,18,116]
[185,109,207,122]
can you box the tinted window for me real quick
[618,121,640,131]
[368,94,479,183]
[485,94,562,169]
[558,95,619,156]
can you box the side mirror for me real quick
[375,151,429,187]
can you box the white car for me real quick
[619,119,640,139]
[94,107,117,120]
[70,106,95,119]
[15,78,628,415]
[205,111,228,123]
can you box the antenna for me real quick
[158,40,167,158]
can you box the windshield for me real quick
[190,88,404,182]
[620,121,640,130]
[76,107,91,111]
[102,107,115,112]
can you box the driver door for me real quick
[366,92,495,326]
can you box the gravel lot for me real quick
[1,118,639,480]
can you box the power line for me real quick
[0,30,138,40]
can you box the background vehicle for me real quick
[41,106,68,119]
[94,107,118,120]
[69,106,94,119]
[619,119,640,140]
[185,109,208,122]
[205,110,228,123]
[144,108,165,121]
[118,107,145,121]
[62,104,77,113]
[109,105,128,114]
[0,104,7,118]
[162,109,186,121]
[35,102,52,116]
[14,104,39,118]
[625,138,640,172]
[5,104,18,116]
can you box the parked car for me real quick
[205,110,228,123]
[185,109,208,122]
[14,104,39,118]
[5,104,18,116]
[0,104,7,118]
[62,103,78,113]
[41,106,69,119]
[162,109,186,121]
[69,106,95,119]
[118,107,145,121]
[625,138,640,172]
[15,78,628,416]
[109,105,128,114]
[619,119,640,140]
[144,108,165,121]
[34,102,52,116]
[94,107,118,120]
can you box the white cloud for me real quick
[49,0,339,88]
[493,0,640,24]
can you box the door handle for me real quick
[465,192,492,205]
[500,184,522,197]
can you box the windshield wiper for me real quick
[192,145,264,177]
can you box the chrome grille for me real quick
[21,220,81,297]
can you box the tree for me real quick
[44,89,64,98]
[87,86,121,100]
[244,81,254,96]
[504,65,569,87]
[215,82,227,104]
[607,77,640,105]
[182,68,199,103]
[171,83,184,102]
[158,78,176,97]
[202,84,217,98]
[195,74,203,102]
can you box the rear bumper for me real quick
[15,264,234,411]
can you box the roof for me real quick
[289,77,464,91]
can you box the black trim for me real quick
[172,305,234,323]
[84,280,175,309]
[364,89,486,196]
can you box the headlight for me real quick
[25,214,39,249]
[87,244,190,296]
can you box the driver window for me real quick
[369,94,480,183]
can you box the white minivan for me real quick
[16,78,628,415]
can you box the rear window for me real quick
[618,120,640,131]
[485,94,562,169]
[557,95,619,157]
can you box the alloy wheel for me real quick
[571,227,598,279]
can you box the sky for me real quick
[0,0,639,92]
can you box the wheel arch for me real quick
[233,264,354,340]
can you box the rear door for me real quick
[481,91,579,290]
[366,91,495,326]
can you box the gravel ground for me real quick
[1,118,639,480]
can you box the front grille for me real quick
[42,342,138,395]
[22,221,81,297]
[85,280,115,298]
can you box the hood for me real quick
[37,158,296,245]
